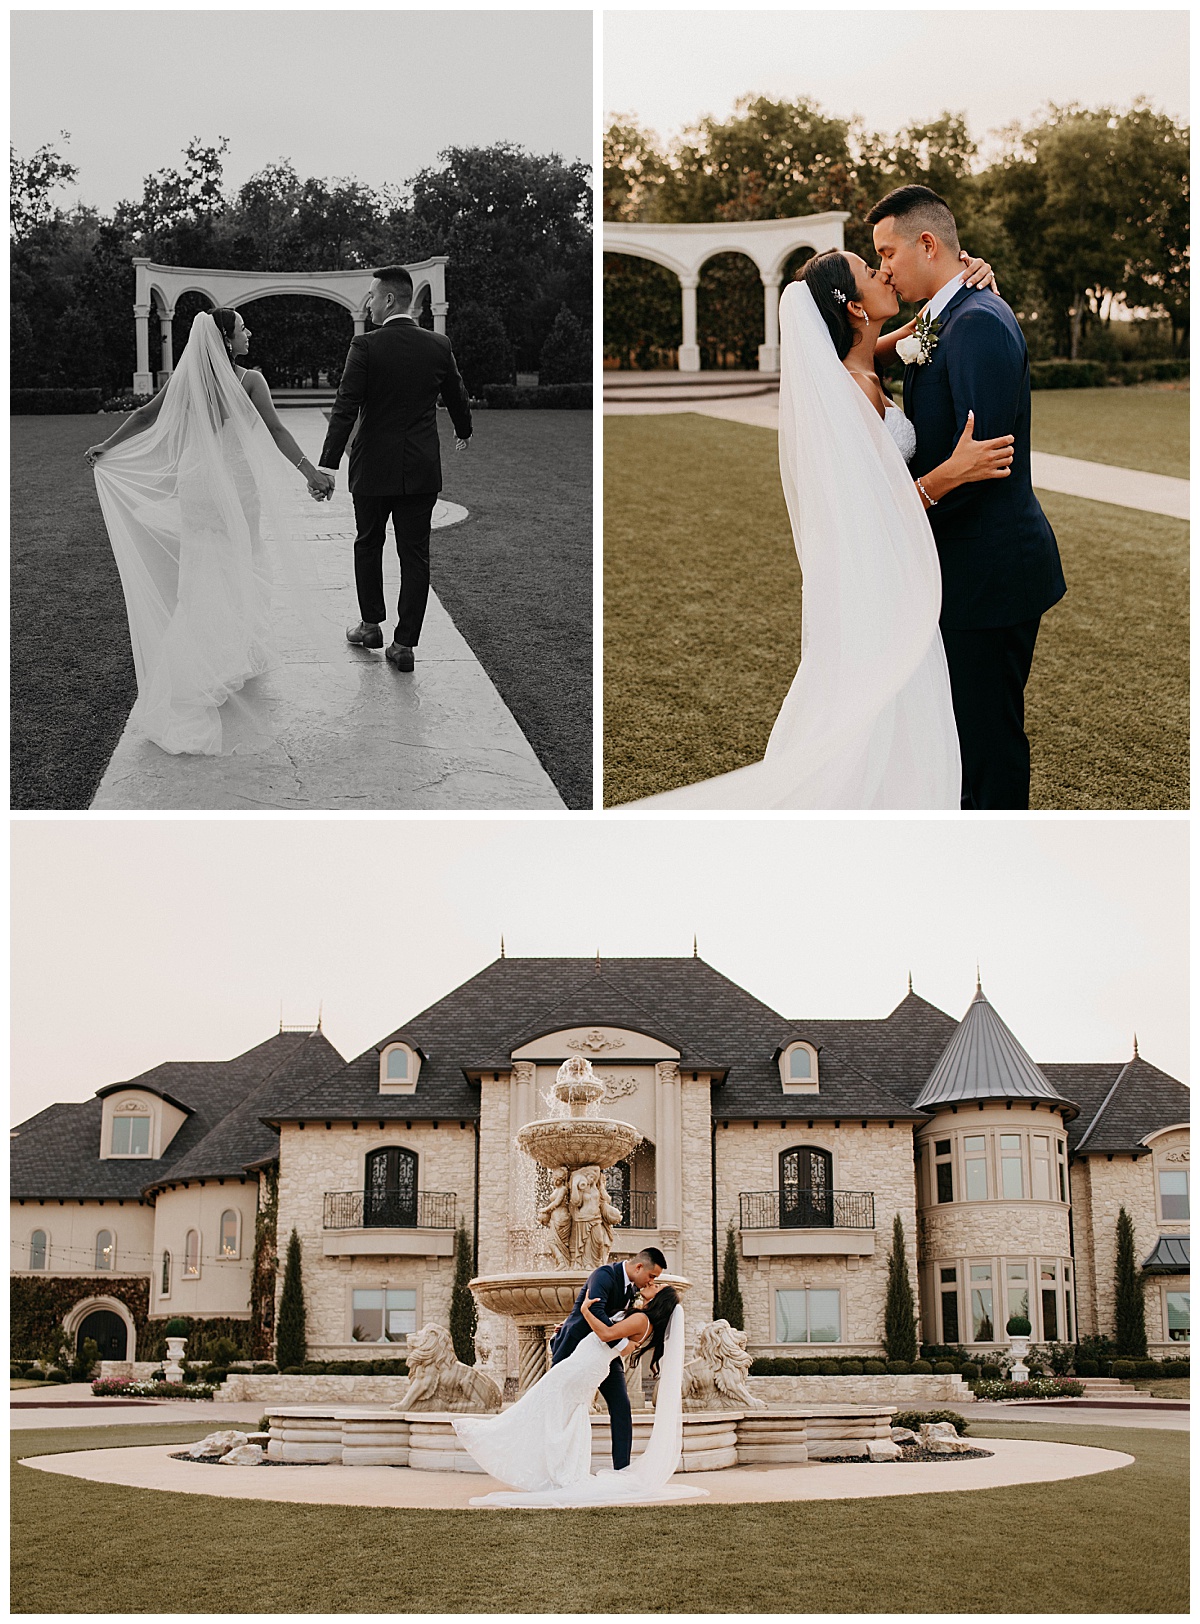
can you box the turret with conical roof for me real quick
[914,983,1078,1120]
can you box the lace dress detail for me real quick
[884,401,918,464]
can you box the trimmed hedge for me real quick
[480,383,592,410]
[892,1409,968,1436]
[248,1357,410,1378]
[1030,358,1189,390]
[11,387,103,415]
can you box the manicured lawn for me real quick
[10,408,593,811]
[604,415,1188,809]
[11,1419,1187,1613]
[1031,385,1190,478]
[1131,1377,1190,1398]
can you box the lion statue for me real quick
[681,1320,766,1412]
[389,1324,502,1414]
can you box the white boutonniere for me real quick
[895,311,940,366]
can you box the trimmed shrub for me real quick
[974,1377,1084,1400]
[1075,1358,1099,1378]
[252,1363,278,1375]
[920,1345,968,1364]
[71,1338,100,1383]
[1029,358,1190,390]
[885,1359,911,1375]
[1005,1315,1032,1336]
[1110,1359,1137,1378]
[892,1409,968,1436]
[960,1362,981,1381]
[163,1318,190,1338]
[862,1359,887,1375]
[715,1222,745,1330]
[11,387,103,414]
[1161,1358,1190,1377]
[883,1215,918,1362]
[978,1363,1005,1382]
[449,1219,477,1366]
[537,305,591,385]
[817,1359,840,1376]
[933,1360,957,1375]
[275,1228,307,1370]
[1114,1207,1148,1358]
[839,1359,864,1375]
[46,1369,69,1383]
[282,1366,307,1376]
[1135,1359,1164,1378]
[479,383,591,409]
[910,1358,933,1375]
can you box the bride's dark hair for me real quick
[628,1286,679,1379]
[799,251,861,361]
[207,307,239,367]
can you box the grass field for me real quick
[10,408,592,810]
[1031,385,1189,478]
[10,1419,1187,1613]
[604,411,1188,809]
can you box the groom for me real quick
[318,265,473,672]
[869,185,1066,810]
[550,1246,666,1470]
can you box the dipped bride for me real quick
[452,1281,707,1507]
[85,310,331,756]
[628,251,1013,810]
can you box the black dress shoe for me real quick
[346,621,384,649]
[385,641,415,672]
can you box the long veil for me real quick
[626,280,960,809]
[469,1304,708,1507]
[93,312,299,755]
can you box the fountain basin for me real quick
[516,1117,640,1170]
[470,1270,693,1322]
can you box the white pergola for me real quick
[603,212,849,372]
[131,258,450,392]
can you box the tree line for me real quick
[604,97,1188,368]
[11,136,592,395]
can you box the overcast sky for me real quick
[10,817,1188,1125]
[11,9,592,213]
[605,9,1188,154]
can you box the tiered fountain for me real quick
[469,1054,688,1395]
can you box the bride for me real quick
[452,1281,708,1507]
[85,309,333,756]
[626,249,1014,810]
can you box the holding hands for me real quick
[307,468,335,501]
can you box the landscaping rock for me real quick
[890,1427,919,1444]
[866,1438,902,1461]
[920,1421,973,1454]
[219,1443,265,1466]
[189,1430,248,1459]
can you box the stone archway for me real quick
[602,212,848,372]
[63,1295,137,1361]
[131,258,450,392]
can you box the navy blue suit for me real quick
[904,284,1066,809]
[550,1261,636,1469]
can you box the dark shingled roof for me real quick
[1071,1055,1191,1156]
[1142,1235,1190,1274]
[913,987,1078,1117]
[278,957,926,1125]
[10,1031,343,1202]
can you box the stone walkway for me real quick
[91,411,564,811]
[23,1433,1131,1509]
[605,397,1190,517]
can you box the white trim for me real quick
[379,1042,420,1094]
[779,1041,820,1093]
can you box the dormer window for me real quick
[379,1042,419,1094]
[779,1041,819,1093]
[110,1111,151,1156]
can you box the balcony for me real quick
[607,1188,657,1230]
[738,1189,877,1258]
[321,1190,457,1258]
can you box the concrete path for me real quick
[23,1433,1131,1509]
[90,410,564,811]
[605,398,1190,517]
[970,1399,1189,1431]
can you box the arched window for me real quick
[29,1230,47,1270]
[95,1229,114,1270]
[219,1209,239,1258]
[779,1042,819,1092]
[161,1250,171,1295]
[386,1049,408,1080]
[364,1146,418,1227]
[379,1043,419,1093]
[780,1146,833,1227]
[183,1229,200,1278]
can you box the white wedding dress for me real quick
[625,280,960,810]
[452,1305,708,1508]
[93,313,305,755]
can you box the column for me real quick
[678,276,700,372]
[655,1061,682,1272]
[353,315,367,336]
[516,1322,548,1395]
[430,301,448,335]
[133,303,153,395]
[159,307,176,380]
[758,276,781,372]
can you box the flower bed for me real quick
[91,1376,216,1400]
[973,1377,1085,1401]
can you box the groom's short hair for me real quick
[867,185,960,252]
[374,264,414,303]
[636,1247,668,1270]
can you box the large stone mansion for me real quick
[10,955,1190,1371]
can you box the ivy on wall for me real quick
[10,1275,150,1360]
[248,1164,279,1361]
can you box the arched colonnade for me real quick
[602,212,848,372]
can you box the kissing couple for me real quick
[452,1247,708,1507]
[631,184,1066,813]
[86,266,472,756]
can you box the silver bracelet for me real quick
[293,452,310,472]
[916,477,938,508]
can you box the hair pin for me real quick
[832,288,847,304]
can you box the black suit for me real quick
[550,1261,636,1469]
[905,284,1066,809]
[319,317,472,647]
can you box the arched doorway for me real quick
[76,1308,128,1360]
[364,1146,418,1227]
[697,252,763,370]
[780,1146,833,1227]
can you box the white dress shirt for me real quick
[925,270,966,323]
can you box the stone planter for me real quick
[1008,1335,1031,1383]
[164,1336,187,1381]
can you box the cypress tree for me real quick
[449,1218,478,1365]
[1113,1206,1148,1357]
[715,1222,745,1329]
[883,1213,918,1361]
[275,1227,307,1369]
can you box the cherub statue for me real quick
[536,1166,575,1267]
[569,1164,624,1269]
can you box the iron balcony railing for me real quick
[739,1189,876,1231]
[607,1188,658,1230]
[323,1190,457,1231]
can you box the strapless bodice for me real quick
[884,401,917,464]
